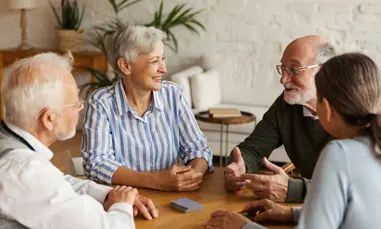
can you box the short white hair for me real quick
[105,25,166,75]
[1,52,73,129]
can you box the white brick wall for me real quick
[1,0,381,76]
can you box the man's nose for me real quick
[280,71,292,85]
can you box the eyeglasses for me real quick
[276,64,320,75]
[61,99,85,109]
[35,99,85,119]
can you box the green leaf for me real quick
[156,1,163,27]
[167,30,178,53]
[118,0,144,13]
[50,0,86,30]
[162,4,185,29]
[75,2,86,30]
[189,19,206,31]
[49,0,63,28]
[108,0,119,14]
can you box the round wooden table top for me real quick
[195,111,256,125]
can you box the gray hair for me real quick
[1,52,73,129]
[315,43,336,64]
[104,25,166,75]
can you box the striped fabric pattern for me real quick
[81,80,213,184]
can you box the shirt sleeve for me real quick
[286,177,310,203]
[8,157,135,229]
[229,95,283,173]
[296,141,349,229]
[64,175,112,203]
[242,222,267,229]
[292,206,302,223]
[177,91,213,171]
[81,98,124,184]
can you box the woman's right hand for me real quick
[155,164,204,191]
[104,185,138,211]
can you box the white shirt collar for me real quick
[303,107,319,120]
[3,120,53,160]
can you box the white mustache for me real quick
[284,83,299,90]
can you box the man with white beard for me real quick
[0,52,157,229]
[225,35,336,203]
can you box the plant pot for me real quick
[56,29,84,52]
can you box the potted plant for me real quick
[81,0,206,95]
[50,0,86,52]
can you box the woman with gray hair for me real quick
[205,53,381,229]
[82,25,213,195]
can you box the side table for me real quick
[195,111,256,167]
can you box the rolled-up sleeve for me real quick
[177,93,213,171]
[81,99,123,184]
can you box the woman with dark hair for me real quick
[205,53,381,229]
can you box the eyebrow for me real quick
[149,53,166,61]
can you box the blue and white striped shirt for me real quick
[81,80,213,184]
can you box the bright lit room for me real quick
[0,0,380,228]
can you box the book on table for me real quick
[208,108,242,118]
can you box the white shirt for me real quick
[303,107,318,120]
[0,120,135,229]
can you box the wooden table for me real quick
[135,167,297,229]
[0,49,108,120]
[195,111,257,166]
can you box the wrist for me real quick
[147,170,163,190]
[188,158,208,174]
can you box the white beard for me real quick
[283,83,316,105]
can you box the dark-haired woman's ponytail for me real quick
[368,116,381,158]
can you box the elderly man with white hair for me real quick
[0,52,157,229]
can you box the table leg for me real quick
[225,124,229,166]
[219,122,224,167]
[0,53,4,121]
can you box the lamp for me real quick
[9,0,38,50]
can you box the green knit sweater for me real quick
[228,93,334,203]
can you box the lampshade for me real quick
[9,0,38,10]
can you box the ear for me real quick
[117,58,131,75]
[38,109,57,132]
[322,97,333,122]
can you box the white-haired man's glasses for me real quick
[276,64,320,76]
[35,99,85,119]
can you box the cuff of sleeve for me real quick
[97,160,124,184]
[242,222,267,229]
[88,182,113,203]
[292,206,302,223]
[183,149,214,172]
[286,177,306,203]
[108,202,133,216]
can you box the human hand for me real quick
[205,210,250,229]
[225,147,246,192]
[131,194,159,220]
[241,199,293,223]
[104,185,137,211]
[155,164,203,191]
[240,157,289,202]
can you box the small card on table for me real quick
[171,198,203,213]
